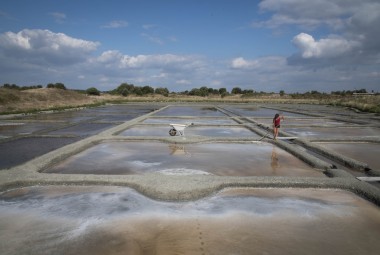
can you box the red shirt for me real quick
[274,116,281,126]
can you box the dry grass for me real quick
[322,95,380,113]
[0,88,123,114]
[1,88,379,114]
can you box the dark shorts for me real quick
[275,125,280,128]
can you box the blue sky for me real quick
[0,0,379,93]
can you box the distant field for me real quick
[0,88,121,114]
[1,88,379,114]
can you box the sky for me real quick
[0,0,379,93]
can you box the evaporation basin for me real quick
[0,186,379,255]
[44,141,322,176]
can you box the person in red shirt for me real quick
[273,113,284,140]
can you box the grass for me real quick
[0,88,122,115]
[1,88,379,115]
[322,95,380,114]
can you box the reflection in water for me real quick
[168,144,190,156]
[45,142,322,177]
[119,125,257,137]
[286,127,380,138]
[317,142,380,170]
[271,146,279,172]
[0,186,380,255]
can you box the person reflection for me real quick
[168,144,188,156]
[271,146,279,172]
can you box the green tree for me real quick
[142,86,154,95]
[219,88,227,94]
[199,86,209,97]
[242,89,254,94]
[54,83,66,90]
[86,87,100,96]
[2,83,20,90]
[113,83,135,96]
[189,88,200,96]
[133,86,143,96]
[354,89,367,93]
[155,87,169,96]
[231,87,242,94]
[189,87,209,97]
[47,83,66,90]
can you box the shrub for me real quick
[86,87,100,96]
[231,87,242,94]
[155,87,169,96]
[47,83,66,90]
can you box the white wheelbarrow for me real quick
[169,123,194,136]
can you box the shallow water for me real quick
[286,126,380,138]
[14,111,97,122]
[47,123,117,136]
[119,125,258,137]
[254,118,350,127]
[154,106,226,117]
[0,186,379,255]
[0,122,61,137]
[224,107,308,117]
[317,142,380,170]
[45,141,321,176]
[142,117,238,125]
[186,126,257,137]
[0,137,81,169]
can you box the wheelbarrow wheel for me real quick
[169,128,177,136]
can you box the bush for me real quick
[231,87,242,94]
[155,87,169,96]
[86,87,100,96]
[47,83,66,90]
[142,86,154,94]
[112,83,135,96]
[221,92,228,98]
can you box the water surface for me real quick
[45,141,321,176]
[0,186,379,255]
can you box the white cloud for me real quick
[88,50,208,90]
[0,29,99,52]
[224,54,379,93]
[101,20,128,29]
[210,80,222,87]
[231,56,286,72]
[255,0,380,69]
[176,79,191,85]
[152,72,168,79]
[346,2,380,52]
[256,0,356,30]
[292,33,359,58]
[0,29,99,65]
[253,14,344,30]
[231,57,259,69]
[118,54,199,69]
[0,31,31,49]
[97,50,123,63]
[0,27,378,93]
[142,24,157,30]
[141,33,163,45]
[49,12,66,23]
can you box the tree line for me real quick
[1,82,375,97]
[1,83,66,90]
